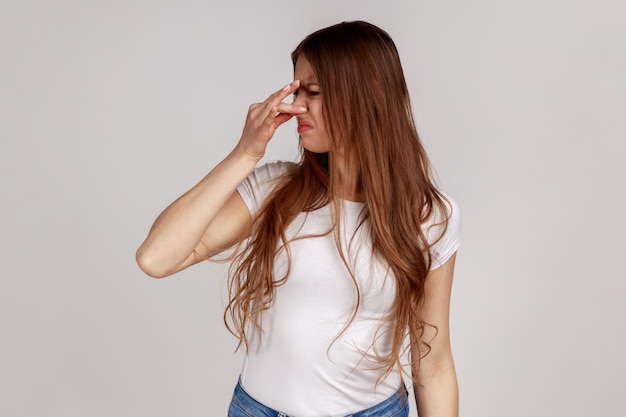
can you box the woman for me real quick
[137,21,460,417]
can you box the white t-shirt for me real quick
[236,161,461,417]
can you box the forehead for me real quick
[294,56,317,82]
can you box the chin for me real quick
[300,139,329,154]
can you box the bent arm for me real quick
[411,253,459,417]
[135,148,256,278]
[135,80,305,278]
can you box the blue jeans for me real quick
[227,380,409,417]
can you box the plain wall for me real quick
[1,0,624,416]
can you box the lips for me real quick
[297,120,312,134]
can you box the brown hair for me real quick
[225,21,450,383]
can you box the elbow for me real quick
[415,351,456,381]
[135,246,171,279]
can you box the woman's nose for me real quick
[292,93,307,110]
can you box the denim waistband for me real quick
[228,379,408,417]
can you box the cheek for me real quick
[312,104,326,131]
[310,101,323,119]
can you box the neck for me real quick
[335,151,363,202]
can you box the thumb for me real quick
[273,113,294,129]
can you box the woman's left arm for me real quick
[411,252,459,417]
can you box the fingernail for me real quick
[291,80,300,86]
[282,84,291,91]
[297,106,307,112]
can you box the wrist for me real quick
[229,143,263,167]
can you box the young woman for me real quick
[137,21,460,417]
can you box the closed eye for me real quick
[293,88,320,98]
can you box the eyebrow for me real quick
[301,82,320,89]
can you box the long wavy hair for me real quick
[225,21,450,382]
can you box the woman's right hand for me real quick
[236,80,306,161]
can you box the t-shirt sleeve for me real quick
[426,194,462,270]
[236,161,294,216]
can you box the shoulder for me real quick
[243,160,296,193]
[253,160,296,180]
[237,160,297,215]
[424,192,462,270]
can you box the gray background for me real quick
[1,0,625,416]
